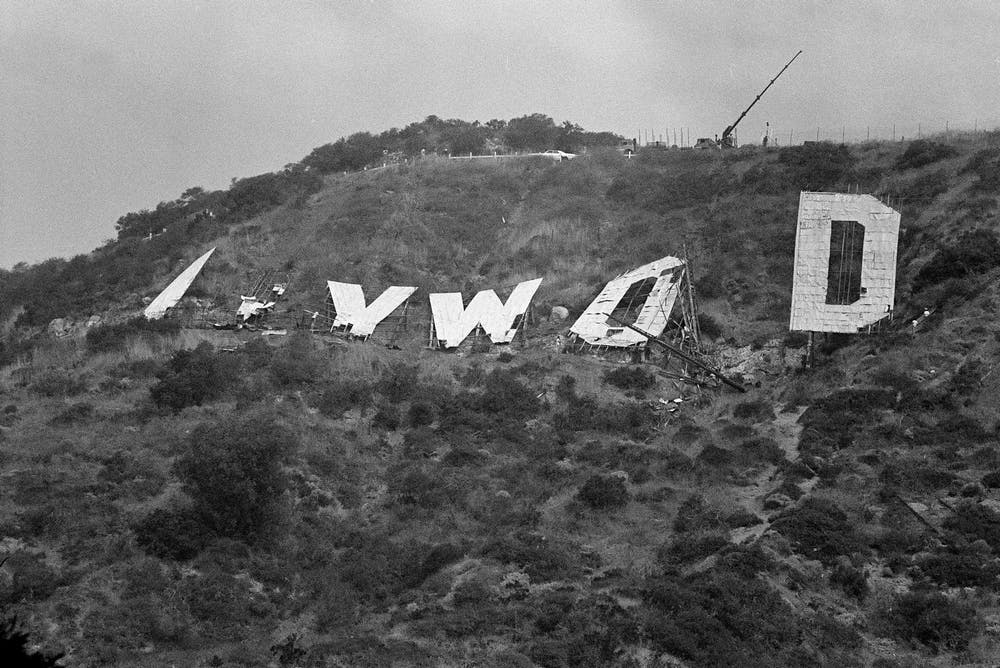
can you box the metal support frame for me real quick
[606,314,746,392]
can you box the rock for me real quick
[85,315,102,328]
[549,306,569,321]
[47,318,71,337]
[610,470,629,482]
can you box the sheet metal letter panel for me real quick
[569,256,685,346]
[144,247,216,320]
[430,278,542,347]
[326,282,417,336]
[789,192,900,333]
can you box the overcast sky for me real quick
[2,0,998,269]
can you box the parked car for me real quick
[542,149,576,161]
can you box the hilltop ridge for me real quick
[2,123,1000,666]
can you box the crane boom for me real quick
[721,50,802,147]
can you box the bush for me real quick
[736,437,785,465]
[371,402,401,430]
[554,374,577,402]
[606,165,728,212]
[150,342,237,412]
[554,395,658,440]
[894,140,957,170]
[697,312,723,340]
[479,531,582,582]
[313,379,372,418]
[697,444,732,467]
[673,495,724,533]
[376,362,420,402]
[387,464,448,508]
[724,508,763,528]
[28,369,87,397]
[642,570,799,666]
[771,497,867,565]
[941,502,1000,550]
[778,142,856,190]
[602,366,656,391]
[829,562,868,600]
[476,370,539,419]
[576,474,629,510]
[982,470,1000,489]
[732,400,775,422]
[657,532,730,566]
[919,547,1000,588]
[913,229,1000,293]
[884,590,979,652]
[269,331,323,386]
[86,316,181,353]
[407,401,436,427]
[799,388,896,456]
[962,147,1000,192]
[716,545,775,578]
[134,507,213,560]
[174,412,297,541]
[949,359,984,396]
[401,427,440,458]
[0,551,62,604]
[694,275,725,300]
[49,401,94,425]
[0,616,63,667]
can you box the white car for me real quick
[542,149,576,161]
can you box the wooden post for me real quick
[806,331,815,368]
[682,243,700,347]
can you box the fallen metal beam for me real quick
[605,314,746,393]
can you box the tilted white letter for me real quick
[429,278,542,348]
[326,281,417,336]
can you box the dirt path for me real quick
[729,405,809,544]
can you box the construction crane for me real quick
[719,50,802,148]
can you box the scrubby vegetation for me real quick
[3,128,1000,665]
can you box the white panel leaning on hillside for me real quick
[789,192,900,333]
[570,256,686,347]
[236,296,276,321]
[326,282,418,336]
[144,247,216,320]
[429,278,543,348]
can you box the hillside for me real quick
[2,128,1000,666]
